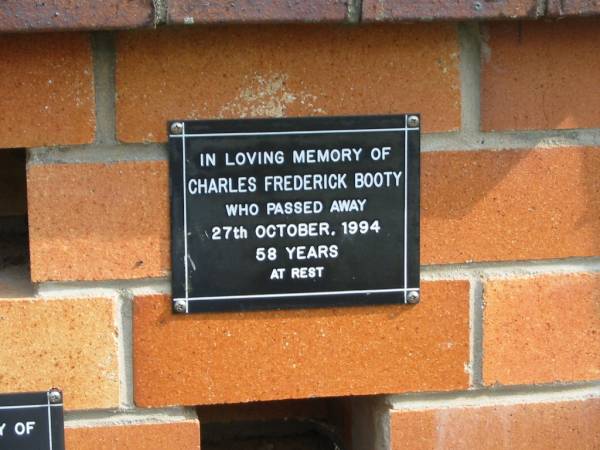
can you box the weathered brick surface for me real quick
[0,0,153,32]
[548,0,600,16]
[133,281,470,406]
[481,20,600,131]
[363,0,538,21]
[484,273,600,386]
[0,33,95,148]
[65,420,200,450]
[0,297,118,410]
[116,24,460,142]
[422,147,600,264]
[391,398,600,449]
[27,161,169,282]
[167,0,348,24]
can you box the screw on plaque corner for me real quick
[48,388,62,404]
[407,115,420,128]
[170,122,184,135]
[406,291,420,304]
[173,299,187,314]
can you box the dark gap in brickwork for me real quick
[199,397,349,450]
[0,149,33,297]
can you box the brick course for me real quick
[27,147,599,282]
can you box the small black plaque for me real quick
[169,115,420,313]
[0,390,64,450]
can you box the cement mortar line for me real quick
[421,256,600,280]
[35,277,170,298]
[422,128,600,152]
[352,397,391,450]
[116,289,135,409]
[385,380,600,410]
[26,128,600,167]
[27,144,168,165]
[91,33,117,145]
[64,406,198,427]
[469,277,484,388]
[458,22,481,134]
[32,256,600,297]
[346,0,362,23]
[152,0,168,27]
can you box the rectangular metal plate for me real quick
[169,115,420,313]
[0,390,64,450]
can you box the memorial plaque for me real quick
[169,115,420,313]
[0,390,64,450]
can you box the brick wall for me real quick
[0,15,599,450]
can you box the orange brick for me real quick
[391,398,600,449]
[27,161,169,282]
[481,20,600,131]
[133,281,470,407]
[0,297,118,410]
[483,273,600,386]
[0,33,95,148]
[65,420,200,450]
[116,24,460,142]
[422,147,600,264]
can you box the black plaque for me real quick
[0,390,64,450]
[169,115,420,313]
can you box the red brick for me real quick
[65,420,200,450]
[0,33,95,148]
[481,20,600,131]
[133,281,470,406]
[422,146,600,264]
[0,297,119,410]
[27,161,169,282]
[483,273,600,386]
[0,1,153,32]
[363,0,538,21]
[391,398,600,449]
[167,0,348,24]
[548,0,600,16]
[116,24,460,142]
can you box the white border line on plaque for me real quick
[0,400,62,450]
[47,393,53,450]
[178,125,416,305]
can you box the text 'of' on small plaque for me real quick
[169,115,420,313]
[0,389,64,450]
